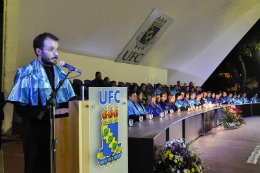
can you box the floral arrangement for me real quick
[220,105,246,128]
[154,139,207,173]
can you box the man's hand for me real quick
[55,108,69,115]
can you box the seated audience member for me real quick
[202,92,209,104]
[156,94,164,111]
[183,92,191,107]
[159,93,169,111]
[206,91,212,102]
[167,94,177,111]
[175,92,188,109]
[221,92,229,103]
[177,81,181,88]
[185,86,190,95]
[154,83,162,95]
[110,81,117,87]
[250,94,259,102]
[180,91,185,98]
[129,85,138,92]
[189,92,199,107]
[240,92,249,103]
[227,93,233,103]
[140,84,148,104]
[181,83,187,91]
[190,87,195,93]
[195,86,200,95]
[189,81,194,89]
[127,90,140,122]
[146,94,161,117]
[136,91,148,119]
[215,92,222,104]
[90,71,106,87]
[104,77,110,87]
[170,85,179,95]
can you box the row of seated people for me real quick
[127,89,258,123]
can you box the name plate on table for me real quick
[89,87,128,172]
[169,109,174,114]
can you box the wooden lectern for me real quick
[54,87,128,173]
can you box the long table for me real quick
[128,103,260,173]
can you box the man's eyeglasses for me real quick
[41,47,61,53]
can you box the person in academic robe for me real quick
[232,94,238,103]
[215,92,222,104]
[166,94,177,112]
[221,92,229,104]
[127,90,141,122]
[140,84,148,105]
[240,93,249,103]
[0,91,6,150]
[136,91,148,119]
[183,92,191,107]
[103,77,110,87]
[236,94,243,103]
[154,83,162,95]
[175,93,188,109]
[159,92,169,111]
[185,86,190,95]
[189,81,194,90]
[227,93,233,103]
[189,92,199,108]
[250,94,259,102]
[196,94,203,105]
[206,91,212,103]
[90,71,106,87]
[181,83,187,92]
[202,92,209,104]
[155,94,164,112]
[6,33,75,173]
[129,85,138,92]
[146,94,161,117]
[195,86,200,95]
[170,85,179,95]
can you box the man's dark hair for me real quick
[156,83,161,88]
[196,86,200,89]
[128,90,136,98]
[216,92,220,95]
[33,32,59,56]
[177,81,180,83]
[129,85,137,91]
[190,91,195,95]
[176,92,182,98]
[180,91,185,94]
[110,81,116,86]
[186,86,189,89]
[104,77,109,81]
[207,91,211,94]
[160,92,166,98]
[136,91,141,96]
[140,84,146,88]
[228,92,232,95]
[95,71,101,77]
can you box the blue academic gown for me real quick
[195,91,199,95]
[189,98,199,107]
[214,98,222,104]
[154,89,162,95]
[202,97,209,104]
[250,97,258,102]
[146,105,161,117]
[175,99,187,108]
[166,102,176,111]
[170,89,179,95]
[206,96,212,103]
[136,101,148,114]
[183,98,190,107]
[127,100,141,118]
[227,96,233,103]
[240,96,249,103]
[159,101,169,111]
[221,96,229,103]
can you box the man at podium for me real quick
[6,33,75,173]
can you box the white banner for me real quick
[115,9,174,65]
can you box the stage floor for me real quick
[1,117,260,173]
[191,116,260,173]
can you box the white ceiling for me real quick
[16,0,260,76]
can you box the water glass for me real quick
[170,109,174,114]
[160,112,164,118]
[129,119,133,127]
[188,107,190,112]
[177,108,181,112]
[139,116,143,122]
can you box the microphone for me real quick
[59,61,81,73]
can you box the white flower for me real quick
[158,161,161,164]
[183,169,188,173]
[177,170,180,173]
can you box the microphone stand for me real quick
[37,70,72,173]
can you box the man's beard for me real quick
[42,54,58,65]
